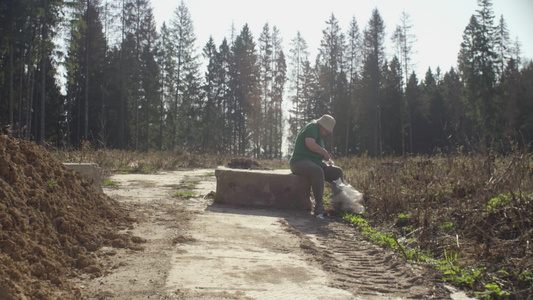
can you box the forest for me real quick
[0,0,532,157]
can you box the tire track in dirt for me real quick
[282,219,451,299]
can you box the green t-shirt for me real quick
[290,121,324,166]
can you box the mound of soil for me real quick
[0,135,137,299]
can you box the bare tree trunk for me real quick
[84,0,90,141]
[345,115,350,155]
[39,0,48,144]
[160,63,164,150]
[18,50,24,138]
[119,0,125,149]
[134,4,141,151]
[9,41,14,136]
[26,68,35,141]
[66,93,72,146]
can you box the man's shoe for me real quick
[315,213,325,220]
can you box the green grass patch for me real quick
[173,191,196,198]
[102,179,118,186]
[437,250,484,289]
[180,177,199,189]
[343,213,398,251]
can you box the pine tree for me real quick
[302,61,320,122]
[477,0,499,144]
[64,0,108,146]
[317,13,347,154]
[119,0,157,150]
[181,67,203,151]
[458,15,479,137]
[227,34,241,155]
[138,8,159,151]
[1,1,39,139]
[441,68,465,148]
[406,70,433,153]
[0,0,65,143]
[168,0,201,150]
[317,13,345,113]
[516,62,533,145]
[158,22,175,150]
[271,27,286,158]
[422,67,446,150]
[499,58,521,141]
[233,24,261,157]
[287,31,310,153]
[496,59,533,149]
[118,0,127,148]
[405,72,420,153]
[458,0,499,148]
[201,37,219,153]
[346,16,362,86]
[344,16,361,155]
[381,56,403,155]
[0,0,30,137]
[494,15,512,82]
[391,11,416,155]
[140,40,160,151]
[392,11,416,89]
[216,38,234,154]
[258,23,273,157]
[39,0,50,144]
[359,8,386,156]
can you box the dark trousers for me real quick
[290,159,343,214]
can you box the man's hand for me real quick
[305,137,330,161]
[323,151,331,162]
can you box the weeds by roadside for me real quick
[172,177,199,199]
[173,190,196,199]
[338,148,533,299]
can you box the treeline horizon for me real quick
[0,0,532,157]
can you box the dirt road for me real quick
[74,169,469,299]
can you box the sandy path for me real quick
[74,169,469,299]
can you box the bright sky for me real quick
[152,0,533,79]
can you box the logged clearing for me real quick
[0,135,468,299]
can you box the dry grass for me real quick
[338,149,533,298]
[52,147,218,173]
[51,144,287,174]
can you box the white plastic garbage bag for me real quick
[329,178,365,214]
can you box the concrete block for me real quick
[214,167,312,210]
[63,163,103,193]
